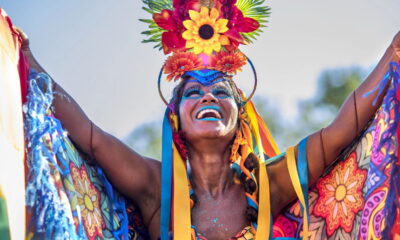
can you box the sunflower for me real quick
[182,7,230,55]
[164,52,204,81]
[210,50,247,74]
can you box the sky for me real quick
[1,0,399,140]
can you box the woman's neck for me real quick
[188,142,234,198]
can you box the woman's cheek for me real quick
[179,101,193,129]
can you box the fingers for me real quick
[392,31,400,62]
[12,26,29,50]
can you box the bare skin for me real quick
[18,29,400,240]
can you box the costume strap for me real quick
[286,143,309,239]
[297,138,310,230]
[248,100,280,156]
[160,109,173,239]
[172,143,191,239]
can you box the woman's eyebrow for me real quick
[212,85,233,94]
[183,83,201,91]
[182,85,202,96]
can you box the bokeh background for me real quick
[1,0,399,158]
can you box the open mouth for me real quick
[196,106,222,120]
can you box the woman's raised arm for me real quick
[305,31,400,184]
[18,30,161,211]
[267,31,400,216]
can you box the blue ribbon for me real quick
[297,137,310,225]
[160,108,173,239]
[364,62,400,105]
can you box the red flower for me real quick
[210,50,247,74]
[154,1,207,54]
[153,0,260,53]
[218,0,259,46]
[173,0,202,19]
[161,31,186,54]
[153,9,186,54]
[164,52,204,81]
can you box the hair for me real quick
[169,74,260,223]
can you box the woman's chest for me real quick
[191,191,248,240]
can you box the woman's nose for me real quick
[201,92,217,103]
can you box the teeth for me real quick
[196,109,222,119]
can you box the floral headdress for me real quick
[141,1,281,240]
[141,0,270,81]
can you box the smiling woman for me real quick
[1,1,400,240]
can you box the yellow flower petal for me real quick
[193,46,203,54]
[220,26,229,33]
[212,42,221,52]
[204,46,213,55]
[219,35,230,45]
[183,20,195,30]
[182,30,193,40]
[180,7,230,55]
[210,8,219,21]
[200,7,209,18]
[216,19,229,33]
[189,9,200,21]
[186,40,195,48]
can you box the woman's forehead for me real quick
[183,80,232,90]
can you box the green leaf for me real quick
[142,0,172,14]
[140,0,172,51]
[139,19,154,24]
[236,0,271,43]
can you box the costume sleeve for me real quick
[23,68,150,239]
[272,64,400,239]
[0,9,149,239]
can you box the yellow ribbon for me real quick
[170,112,191,239]
[248,101,280,155]
[286,146,309,239]
[172,144,192,239]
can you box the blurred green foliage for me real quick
[260,66,366,150]
[124,66,366,158]
[124,121,162,160]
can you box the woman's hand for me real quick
[12,27,46,72]
[391,31,400,62]
[12,27,29,51]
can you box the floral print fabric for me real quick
[272,81,400,239]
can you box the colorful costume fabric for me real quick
[24,70,149,240]
[272,63,400,239]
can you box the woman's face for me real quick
[178,80,239,143]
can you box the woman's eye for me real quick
[184,90,202,97]
[214,89,230,97]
